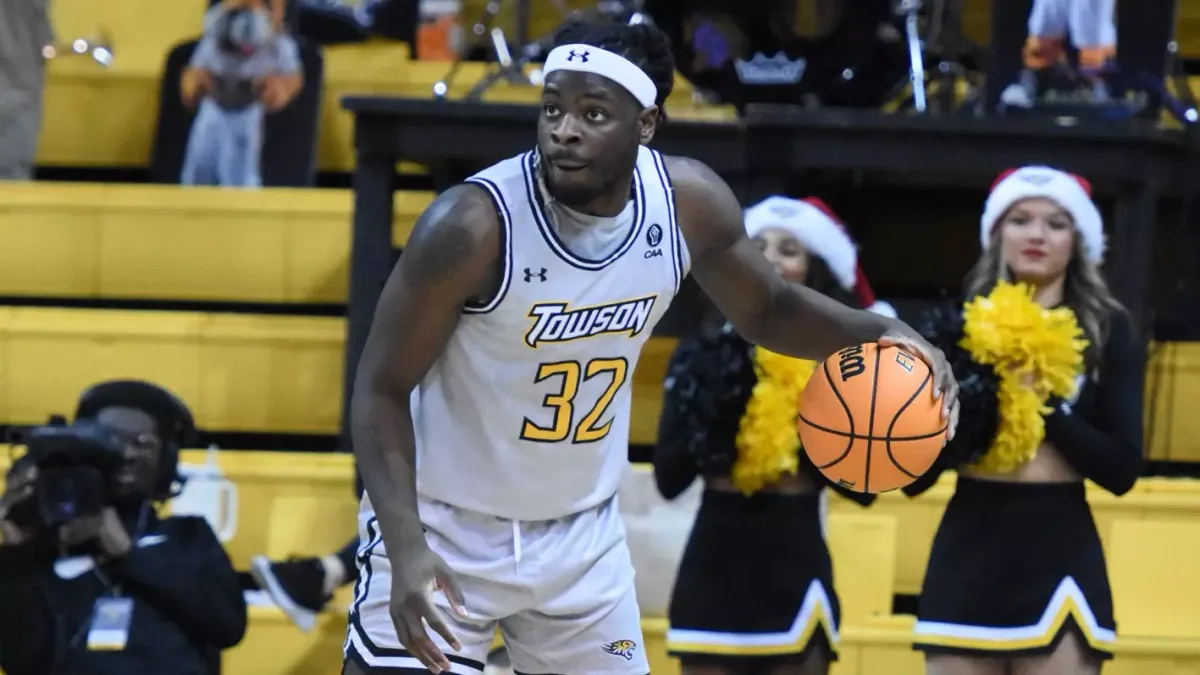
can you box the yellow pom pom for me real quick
[960,281,1088,472]
[732,348,818,495]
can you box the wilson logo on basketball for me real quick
[837,344,866,381]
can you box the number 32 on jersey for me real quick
[520,358,629,444]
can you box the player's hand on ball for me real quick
[878,328,960,441]
[390,545,467,673]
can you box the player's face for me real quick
[538,70,657,210]
[998,197,1075,285]
[754,227,810,284]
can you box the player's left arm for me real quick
[668,156,959,434]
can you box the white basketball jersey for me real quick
[410,147,688,521]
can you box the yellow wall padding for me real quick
[0,298,1192,457]
[0,307,671,445]
[0,183,429,302]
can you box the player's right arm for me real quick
[350,183,501,672]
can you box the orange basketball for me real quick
[797,342,947,494]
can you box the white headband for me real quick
[543,44,658,109]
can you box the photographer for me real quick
[0,381,247,675]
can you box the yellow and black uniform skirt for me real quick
[914,476,1116,660]
[666,490,839,666]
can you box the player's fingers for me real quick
[422,600,463,652]
[937,370,957,418]
[947,399,961,442]
[435,571,468,619]
[391,613,432,671]
[393,609,449,673]
[409,631,452,674]
[931,350,954,402]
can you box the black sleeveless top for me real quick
[904,301,1144,497]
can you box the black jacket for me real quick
[0,513,247,675]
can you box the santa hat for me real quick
[744,196,897,318]
[981,166,1104,263]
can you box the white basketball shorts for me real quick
[344,495,648,675]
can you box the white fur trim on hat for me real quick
[980,166,1104,263]
[744,196,857,289]
[867,300,897,318]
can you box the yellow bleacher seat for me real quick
[826,512,898,623]
[1144,341,1200,462]
[829,474,1200,597]
[0,299,1195,457]
[7,448,1200,674]
[829,476,953,596]
[1109,519,1200,640]
[0,307,346,434]
[174,450,358,568]
[0,183,427,303]
[225,605,349,675]
[0,306,672,445]
[41,41,733,173]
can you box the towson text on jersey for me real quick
[524,295,659,348]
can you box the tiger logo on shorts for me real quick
[602,639,638,660]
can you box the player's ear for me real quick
[638,106,658,145]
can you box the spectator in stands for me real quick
[0,381,247,675]
[1000,0,1116,108]
[0,0,52,180]
[654,196,894,675]
[906,167,1143,674]
[181,0,304,187]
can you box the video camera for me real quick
[7,421,129,532]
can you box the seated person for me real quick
[0,381,248,675]
[181,0,304,187]
[252,537,358,632]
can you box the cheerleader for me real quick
[908,167,1144,675]
[655,196,895,675]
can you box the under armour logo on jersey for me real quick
[524,267,548,282]
[567,49,590,63]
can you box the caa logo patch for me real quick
[646,223,663,247]
[602,639,638,661]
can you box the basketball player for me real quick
[345,20,960,675]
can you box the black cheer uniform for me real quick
[653,325,874,667]
[907,303,1144,661]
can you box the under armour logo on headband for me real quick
[567,50,590,62]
